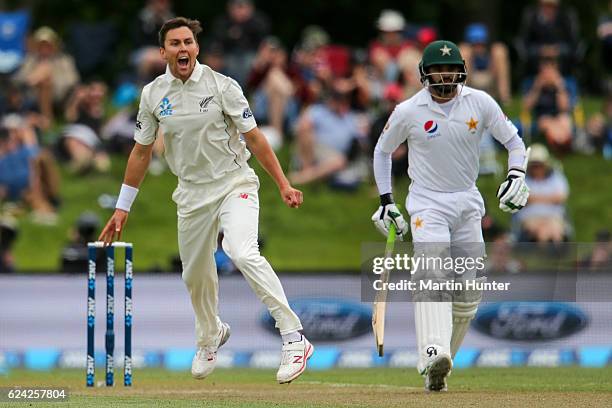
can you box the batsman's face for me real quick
[426,64,463,100]
[427,64,462,85]
[161,27,199,81]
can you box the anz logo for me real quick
[87,297,95,327]
[159,97,173,117]
[86,355,95,375]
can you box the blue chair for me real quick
[0,10,30,74]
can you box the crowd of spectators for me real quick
[0,0,610,272]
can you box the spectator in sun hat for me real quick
[369,10,412,82]
[515,143,570,243]
[13,26,79,121]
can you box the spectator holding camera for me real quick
[60,81,110,173]
[523,57,573,152]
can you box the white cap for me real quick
[377,10,405,32]
[529,143,550,164]
[2,113,24,129]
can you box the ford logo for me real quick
[474,302,588,341]
[261,298,371,341]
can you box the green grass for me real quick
[10,97,611,272]
[1,368,611,407]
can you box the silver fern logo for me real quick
[199,95,214,112]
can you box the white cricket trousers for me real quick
[174,170,303,347]
[406,183,485,374]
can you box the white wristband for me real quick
[508,149,526,171]
[116,184,139,212]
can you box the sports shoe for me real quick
[191,322,231,379]
[424,354,452,392]
[276,335,314,384]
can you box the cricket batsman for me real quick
[371,40,529,391]
[98,17,313,384]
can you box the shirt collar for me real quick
[164,61,203,84]
[417,86,473,109]
[416,89,430,106]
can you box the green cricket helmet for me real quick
[419,40,467,99]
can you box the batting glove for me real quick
[371,194,409,240]
[497,168,530,213]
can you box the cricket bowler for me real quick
[98,17,313,384]
[371,40,529,391]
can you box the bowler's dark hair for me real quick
[158,17,202,47]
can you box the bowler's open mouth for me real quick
[178,56,189,67]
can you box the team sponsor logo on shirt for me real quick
[199,95,214,112]
[424,120,438,134]
[159,97,173,117]
[135,120,142,130]
[242,107,253,119]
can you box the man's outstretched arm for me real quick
[98,142,154,245]
[243,127,303,209]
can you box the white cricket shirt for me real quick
[376,86,518,192]
[134,62,257,184]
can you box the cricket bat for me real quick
[524,146,531,169]
[372,224,397,357]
